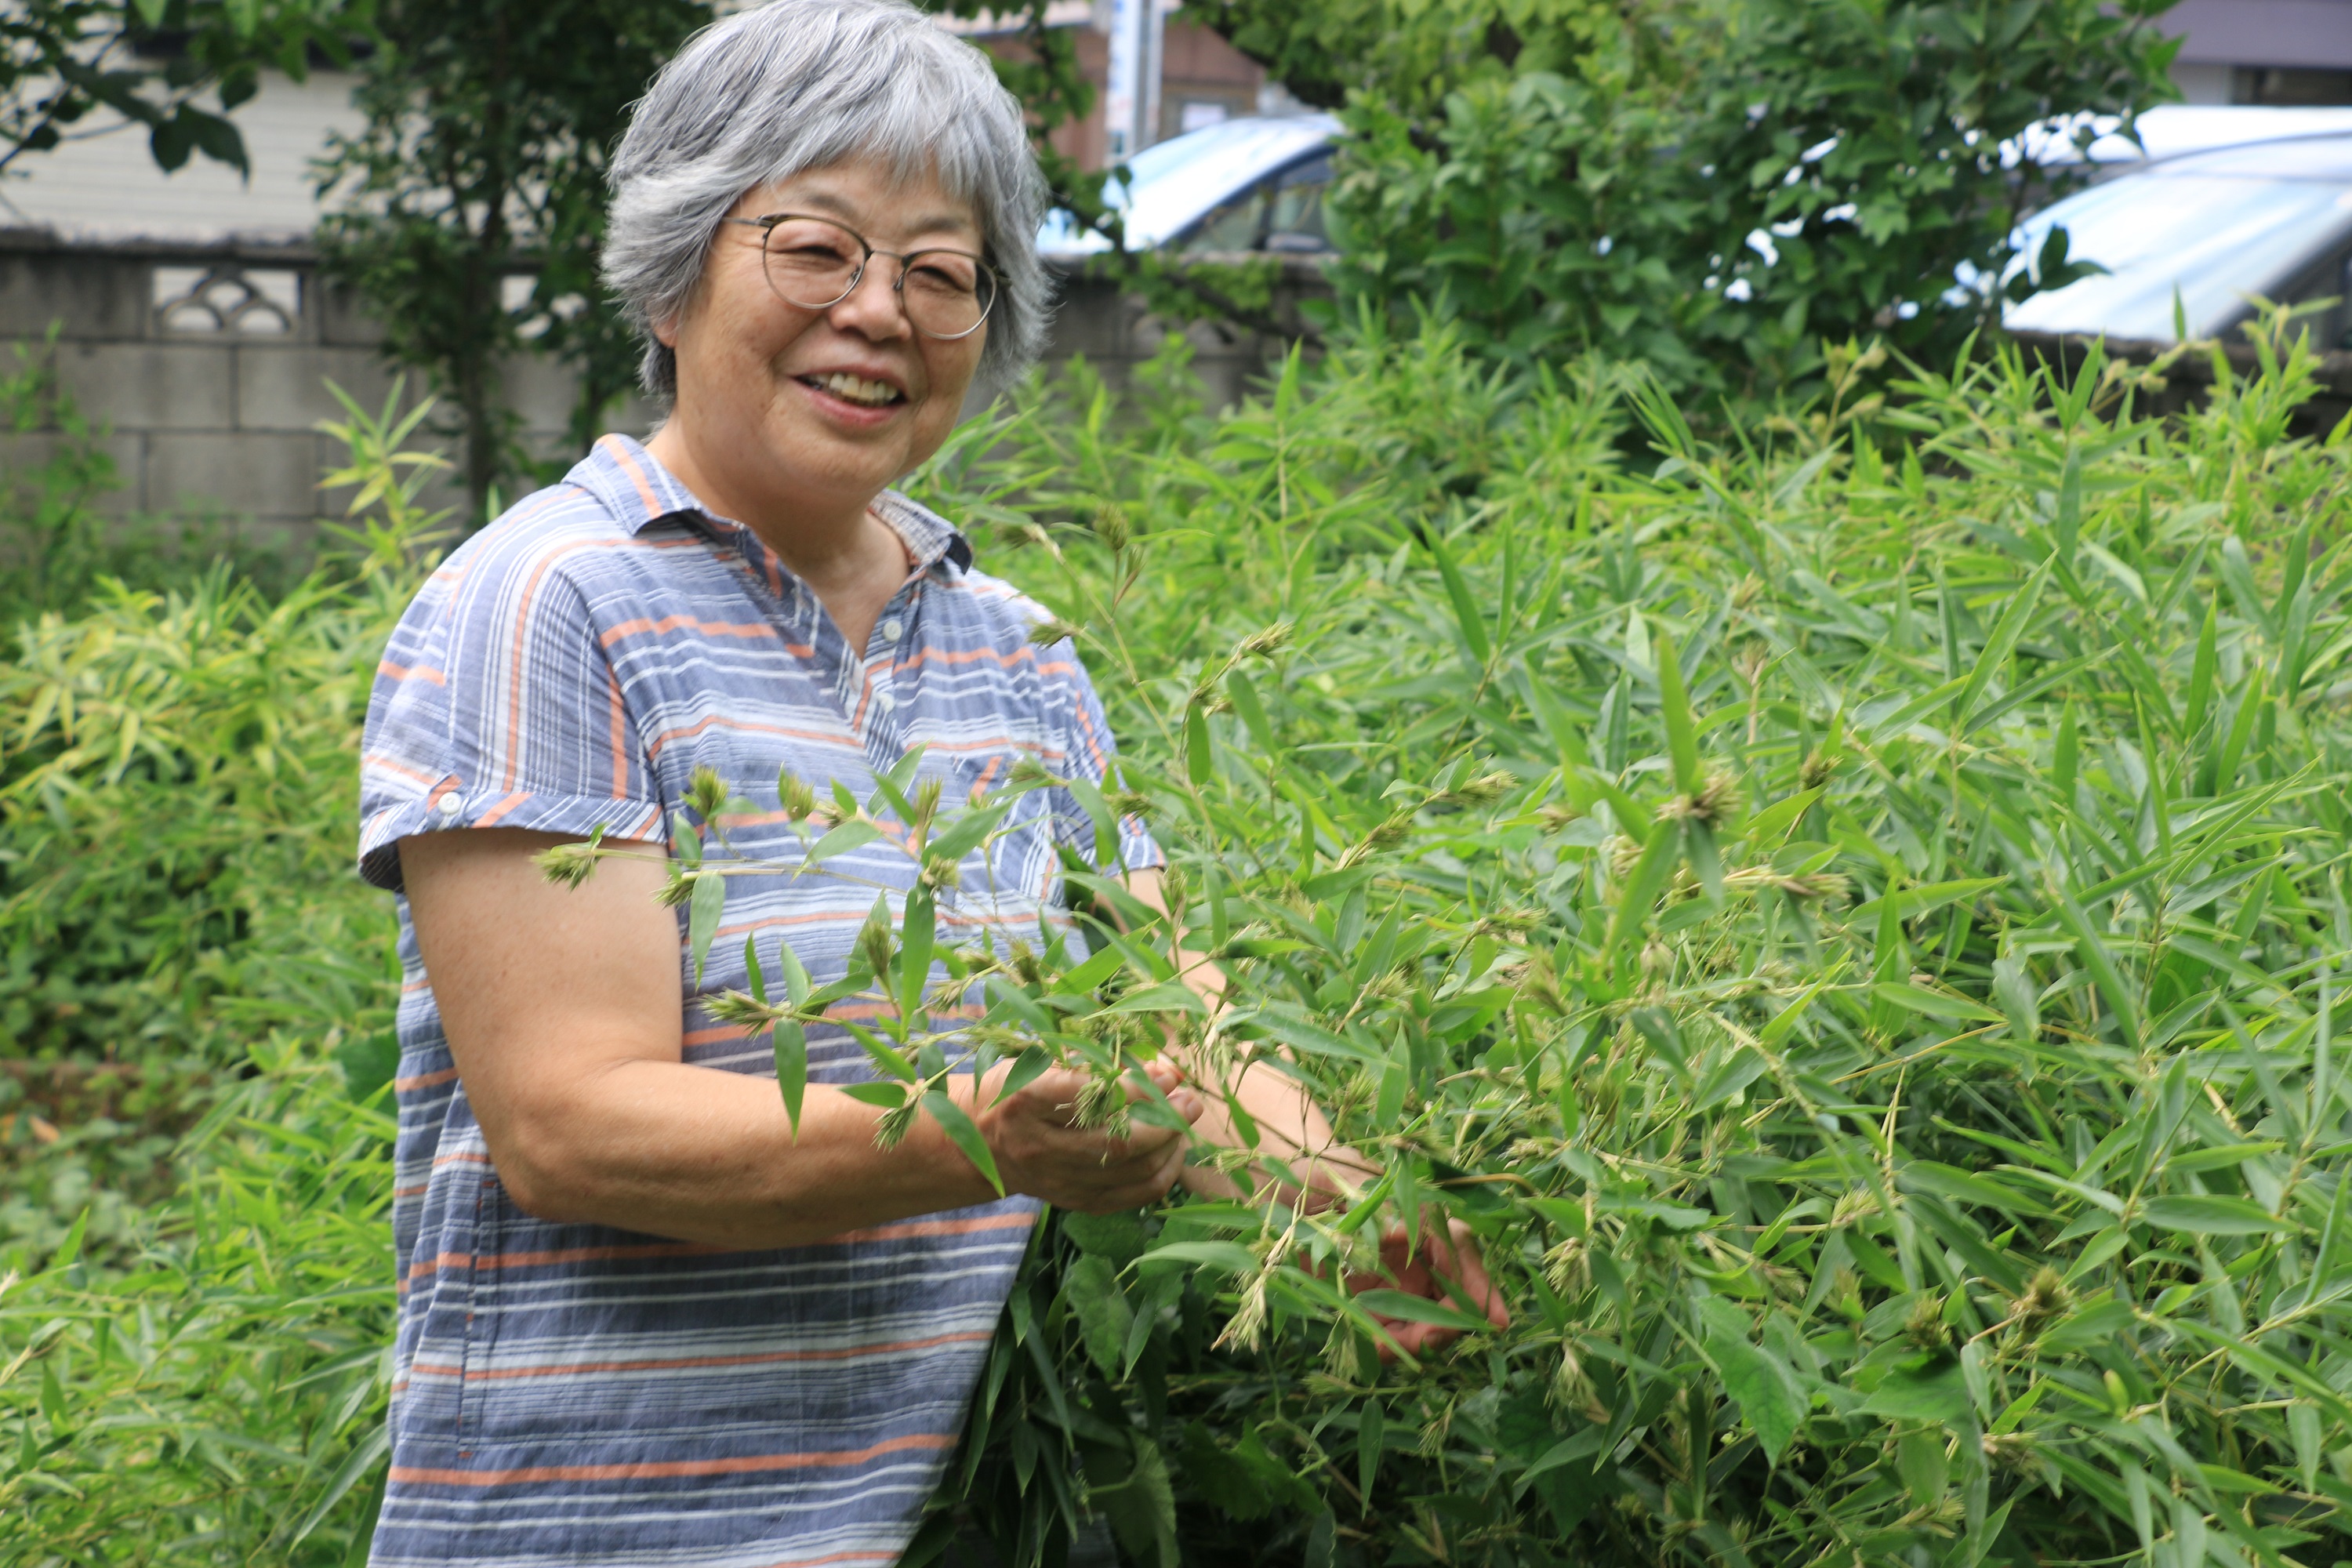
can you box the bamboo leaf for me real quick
[1954,557,2052,726]
[688,871,725,987]
[1425,528,1493,666]
[1653,627,1700,795]
[924,1090,1003,1195]
[2140,1196,2292,1236]
[774,1022,808,1136]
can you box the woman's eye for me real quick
[909,263,976,294]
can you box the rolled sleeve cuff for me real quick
[358,786,668,893]
[1117,816,1166,874]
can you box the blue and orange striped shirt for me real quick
[357,434,1159,1566]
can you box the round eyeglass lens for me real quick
[760,216,996,339]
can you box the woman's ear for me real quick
[652,312,681,350]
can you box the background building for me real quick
[2169,0,2352,104]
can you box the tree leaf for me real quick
[924,800,1010,866]
[1653,626,1700,796]
[807,819,881,863]
[1349,1289,1490,1331]
[1706,1323,1808,1463]
[1066,1254,1134,1374]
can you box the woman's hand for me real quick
[1348,1217,1512,1361]
[978,1060,1205,1214]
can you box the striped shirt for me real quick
[357,434,1159,1567]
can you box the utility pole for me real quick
[1102,0,1163,162]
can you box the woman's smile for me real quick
[799,369,906,408]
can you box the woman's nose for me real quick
[825,262,913,341]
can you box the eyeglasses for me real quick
[722,212,999,340]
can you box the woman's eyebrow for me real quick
[785,189,978,242]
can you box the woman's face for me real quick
[657,158,989,526]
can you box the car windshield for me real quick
[1035,115,1340,254]
[2009,137,2352,340]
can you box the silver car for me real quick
[2009,107,2352,347]
[1035,114,1341,260]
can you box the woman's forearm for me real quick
[492,1056,1002,1248]
[1175,1056,1381,1207]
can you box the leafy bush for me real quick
[11,320,2352,1568]
[0,387,434,1262]
[0,399,432,1565]
[0,1046,396,1566]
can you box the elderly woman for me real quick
[356,2,1497,1563]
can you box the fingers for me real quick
[1008,1065,1203,1133]
[1063,1135,1191,1214]
[1353,1218,1514,1361]
[1443,1221,1512,1330]
[988,1062,1205,1213]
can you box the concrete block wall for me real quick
[0,234,1328,551]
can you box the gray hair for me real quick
[604,0,1049,400]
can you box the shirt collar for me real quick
[563,433,973,575]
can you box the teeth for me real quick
[812,372,901,406]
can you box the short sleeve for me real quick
[358,530,666,894]
[1051,644,1164,875]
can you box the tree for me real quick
[314,0,710,517]
[1,0,361,180]
[1192,0,2182,402]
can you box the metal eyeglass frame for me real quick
[723,213,999,340]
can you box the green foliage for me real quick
[0,332,124,620]
[0,382,434,1272]
[1204,0,2182,401]
[14,317,2352,1568]
[1187,0,1612,113]
[314,0,712,512]
[884,317,2352,1566]
[0,1043,398,1566]
[0,0,360,179]
[0,392,432,1561]
[916,1,1111,238]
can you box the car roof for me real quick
[2005,131,2352,340]
[2022,103,2352,167]
[1036,114,1341,258]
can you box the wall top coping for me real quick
[0,228,1338,285]
[0,226,319,263]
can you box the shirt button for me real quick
[875,691,897,715]
[881,618,903,642]
[436,793,463,818]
